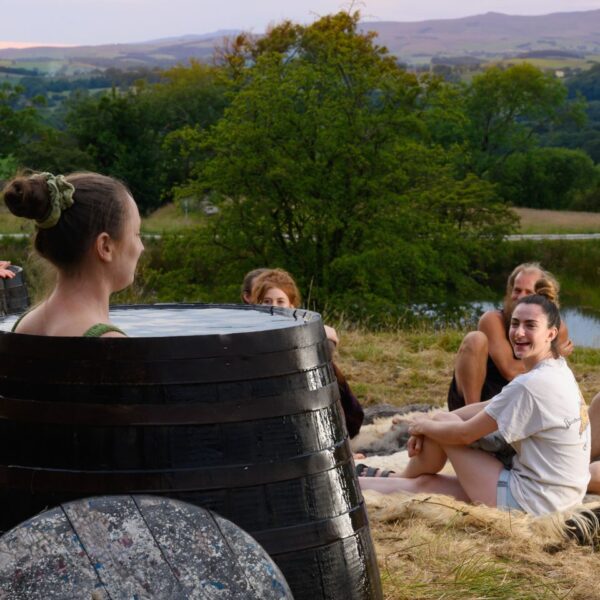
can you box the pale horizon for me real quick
[0,41,77,50]
[1,0,598,48]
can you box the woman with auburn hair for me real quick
[2,171,144,337]
[247,267,363,438]
[250,268,301,309]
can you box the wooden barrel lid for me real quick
[0,495,293,599]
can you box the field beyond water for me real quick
[514,207,600,234]
[335,328,600,599]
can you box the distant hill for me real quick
[359,10,600,64]
[0,10,598,75]
[0,30,244,75]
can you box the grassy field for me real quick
[2,203,599,235]
[335,327,600,600]
[140,202,208,233]
[495,56,599,71]
[514,207,600,234]
[0,202,207,234]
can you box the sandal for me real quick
[355,463,395,478]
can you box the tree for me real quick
[463,64,584,177]
[492,147,599,210]
[0,83,45,160]
[178,12,516,310]
[64,64,228,213]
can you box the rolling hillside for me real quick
[360,10,600,64]
[0,10,598,74]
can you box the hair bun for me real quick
[2,175,51,221]
[535,277,559,307]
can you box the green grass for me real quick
[141,203,208,233]
[0,206,34,234]
[496,56,596,71]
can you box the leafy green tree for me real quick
[65,63,228,212]
[0,155,18,180]
[0,83,45,160]
[18,128,95,174]
[541,100,600,163]
[66,88,164,212]
[463,64,584,177]
[567,63,600,101]
[492,147,599,210]
[178,12,516,309]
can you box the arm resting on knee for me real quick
[410,411,498,446]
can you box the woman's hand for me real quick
[0,261,14,279]
[408,415,431,436]
[559,338,574,357]
[407,434,423,457]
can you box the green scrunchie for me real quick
[36,172,75,229]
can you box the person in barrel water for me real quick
[2,172,144,337]
[248,268,364,438]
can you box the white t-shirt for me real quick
[484,357,590,515]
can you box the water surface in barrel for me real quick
[0,304,308,336]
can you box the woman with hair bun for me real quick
[2,171,144,337]
[359,282,591,516]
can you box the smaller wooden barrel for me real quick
[0,265,29,316]
[0,494,293,599]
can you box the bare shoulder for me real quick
[478,309,504,332]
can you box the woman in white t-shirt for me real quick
[359,281,591,515]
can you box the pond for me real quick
[473,302,600,349]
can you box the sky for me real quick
[1,0,599,47]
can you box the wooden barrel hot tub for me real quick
[0,304,382,600]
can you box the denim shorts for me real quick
[496,468,524,511]
[470,431,515,469]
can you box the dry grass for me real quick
[514,207,600,235]
[335,327,600,408]
[367,491,600,600]
[335,327,600,599]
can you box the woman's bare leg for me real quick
[399,413,461,477]
[443,444,504,506]
[454,331,489,405]
[360,446,501,506]
[359,472,470,501]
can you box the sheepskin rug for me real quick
[351,405,600,546]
